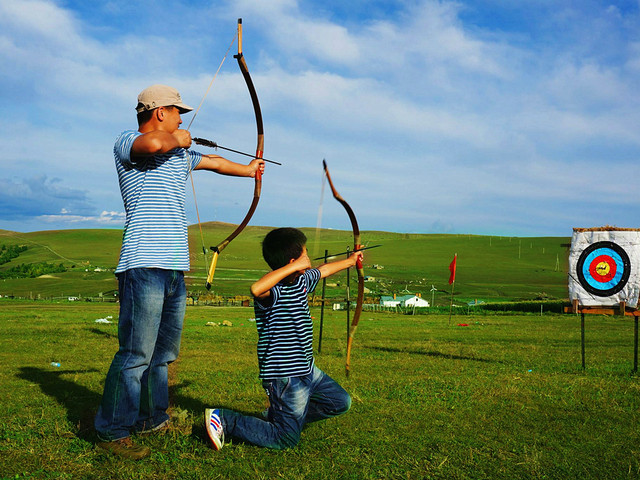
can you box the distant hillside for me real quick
[0,225,570,304]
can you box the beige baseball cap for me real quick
[135,84,193,114]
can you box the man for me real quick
[95,84,264,459]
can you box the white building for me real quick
[380,294,429,308]
[402,295,430,308]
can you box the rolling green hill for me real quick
[0,225,570,304]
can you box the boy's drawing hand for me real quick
[292,250,311,272]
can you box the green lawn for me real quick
[1,302,639,479]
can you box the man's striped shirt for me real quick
[254,268,321,379]
[114,130,202,273]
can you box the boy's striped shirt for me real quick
[254,268,321,379]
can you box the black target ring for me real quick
[576,241,631,297]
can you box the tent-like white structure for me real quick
[380,294,430,308]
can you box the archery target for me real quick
[569,230,640,307]
[576,241,630,296]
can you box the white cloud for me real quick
[37,210,125,225]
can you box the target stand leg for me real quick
[581,312,586,371]
[634,316,638,374]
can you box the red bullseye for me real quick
[588,255,617,283]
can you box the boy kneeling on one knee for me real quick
[205,227,363,450]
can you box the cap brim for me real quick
[175,103,193,114]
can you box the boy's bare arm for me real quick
[250,254,311,299]
[317,251,363,279]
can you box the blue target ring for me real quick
[576,241,630,297]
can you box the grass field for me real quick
[1,301,639,479]
[0,226,570,303]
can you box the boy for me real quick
[205,227,363,450]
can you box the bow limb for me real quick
[206,18,264,290]
[323,160,364,377]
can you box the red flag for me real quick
[449,254,457,284]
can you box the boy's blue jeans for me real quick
[94,268,186,441]
[220,364,351,449]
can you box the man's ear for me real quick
[150,106,167,123]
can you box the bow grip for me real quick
[355,243,363,269]
[255,149,263,181]
[205,248,220,290]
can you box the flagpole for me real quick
[448,280,455,326]
[448,253,457,326]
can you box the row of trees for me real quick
[1,244,68,279]
[0,244,28,265]
[0,262,66,279]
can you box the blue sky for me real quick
[1,0,639,236]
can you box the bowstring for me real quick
[186,32,237,132]
[187,30,238,278]
[313,165,327,260]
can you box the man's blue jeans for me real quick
[220,365,351,449]
[94,268,186,441]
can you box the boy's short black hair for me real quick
[262,228,307,270]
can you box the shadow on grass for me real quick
[169,381,261,444]
[87,327,118,340]
[17,366,101,441]
[15,367,257,447]
[170,380,208,415]
[366,345,501,363]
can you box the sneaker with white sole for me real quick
[205,408,224,450]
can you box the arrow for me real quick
[193,137,282,165]
[313,244,382,261]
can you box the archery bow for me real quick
[322,159,364,377]
[186,29,237,279]
[205,18,265,290]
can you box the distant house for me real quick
[380,295,401,307]
[380,294,429,308]
[403,295,430,308]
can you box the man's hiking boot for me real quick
[96,437,151,460]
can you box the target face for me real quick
[576,241,631,297]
